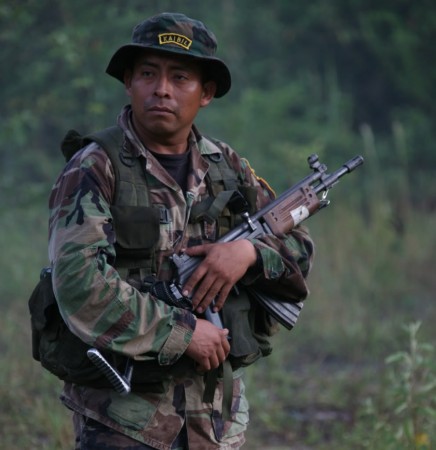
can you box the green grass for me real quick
[0,301,73,450]
[1,196,435,449]
[244,204,436,449]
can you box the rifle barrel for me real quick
[313,155,364,195]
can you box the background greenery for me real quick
[1,0,435,448]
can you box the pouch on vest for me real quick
[28,268,187,391]
[28,269,106,384]
[62,127,161,273]
[222,288,279,369]
[110,205,161,270]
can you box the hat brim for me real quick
[106,44,231,98]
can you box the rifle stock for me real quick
[172,153,364,329]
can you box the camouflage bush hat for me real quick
[106,12,231,98]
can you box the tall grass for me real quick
[244,124,436,448]
[0,300,73,449]
[1,126,435,449]
[0,201,73,449]
[343,322,436,450]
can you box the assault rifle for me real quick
[171,153,364,330]
[87,153,363,393]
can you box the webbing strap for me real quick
[190,190,237,224]
[85,126,145,207]
[87,126,124,156]
[204,154,238,193]
[203,360,233,421]
[221,360,233,420]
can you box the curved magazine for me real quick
[247,288,304,330]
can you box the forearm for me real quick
[49,145,196,364]
[52,246,196,362]
[242,225,314,301]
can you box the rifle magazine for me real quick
[249,289,304,330]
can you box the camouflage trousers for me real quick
[73,413,188,450]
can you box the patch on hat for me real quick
[158,33,192,50]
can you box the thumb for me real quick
[221,328,231,341]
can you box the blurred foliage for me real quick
[342,323,436,450]
[1,1,436,448]
[1,0,436,206]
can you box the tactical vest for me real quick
[29,126,277,389]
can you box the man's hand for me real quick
[185,319,230,371]
[181,239,257,314]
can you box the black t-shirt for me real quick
[151,149,191,194]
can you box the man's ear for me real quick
[124,70,132,96]
[200,81,217,107]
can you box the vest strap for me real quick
[190,189,237,224]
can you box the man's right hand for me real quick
[184,319,230,372]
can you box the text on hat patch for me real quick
[158,33,192,50]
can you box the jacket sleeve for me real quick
[48,145,196,364]
[223,146,315,302]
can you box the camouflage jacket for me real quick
[48,105,314,449]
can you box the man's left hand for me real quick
[181,239,257,314]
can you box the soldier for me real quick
[48,12,314,450]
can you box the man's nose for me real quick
[154,75,171,97]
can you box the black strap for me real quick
[203,361,233,421]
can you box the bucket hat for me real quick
[106,12,231,98]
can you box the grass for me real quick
[243,202,436,449]
[1,187,435,449]
[0,301,73,450]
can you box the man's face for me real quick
[124,50,216,151]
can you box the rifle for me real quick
[171,153,364,330]
[87,153,363,391]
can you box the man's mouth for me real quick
[147,105,174,114]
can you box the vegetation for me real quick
[1,1,435,448]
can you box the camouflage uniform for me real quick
[48,12,314,450]
[48,106,313,449]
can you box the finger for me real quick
[182,266,208,300]
[222,332,231,355]
[217,341,231,364]
[195,282,222,313]
[212,285,233,312]
[216,347,227,365]
[209,353,220,370]
[184,243,211,256]
[191,274,219,310]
